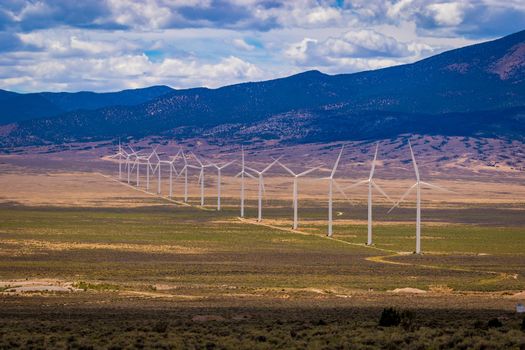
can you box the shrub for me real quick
[152,321,169,333]
[379,308,415,330]
[487,318,502,328]
[521,317,525,331]
[400,310,415,331]
[379,308,401,327]
[255,335,267,342]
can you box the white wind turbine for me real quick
[109,140,127,180]
[164,150,182,198]
[344,143,393,245]
[276,160,320,229]
[145,148,160,192]
[388,140,449,254]
[180,150,191,202]
[210,160,235,211]
[175,149,196,203]
[323,146,349,237]
[126,146,141,184]
[245,157,281,222]
[191,153,214,207]
[234,147,256,218]
[131,152,149,187]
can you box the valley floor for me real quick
[0,162,524,349]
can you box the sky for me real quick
[0,0,524,93]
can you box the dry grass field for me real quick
[0,148,524,349]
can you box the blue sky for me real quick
[0,0,524,92]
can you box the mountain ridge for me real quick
[0,85,174,124]
[1,29,525,148]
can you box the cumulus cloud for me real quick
[286,29,434,73]
[0,49,265,92]
[0,0,524,91]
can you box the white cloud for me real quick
[232,38,255,51]
[425,2,466,26]
[0,49,264,92]
[285,29,435,73]
[1,0,523,92]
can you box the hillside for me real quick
[1,30,525,148]
[0,85,174,124]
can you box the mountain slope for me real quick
[0,85,174,124]
[2,30,525,147]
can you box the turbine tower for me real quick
[175,149,193,203]
[388,140,448,254]
[210,160,235,211]
[344,143,393,245]
[165,150,181,198]
[245,157,281,222]
[235,147,256,217]
[117,140,123,179]
[276,160,320,229]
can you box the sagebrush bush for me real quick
[487,318,502,328]
[379,308,415,330]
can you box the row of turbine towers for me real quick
[110,141,447,254]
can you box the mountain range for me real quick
[1,29,525,148]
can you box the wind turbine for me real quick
[191,153,214,207]
[276,160,320,229]
[388,140,449,254]
[126,146,141,184]
[210,160,235,211]
[344,143,393,245]
[145,148,159,192]
[175,149,194,203]
[234,147,256,218]
[153,149,181,195]
[131,152,149,187]
[245,157,281,222]
[163,150,181,198]
[323,146,349,237]
[109,140,127,180]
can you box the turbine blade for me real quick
[262,156,282,173]
[276,160,296,176]
[369,143,378,179]
[387,183,417,214]
[333,180,353,205]
[330,145,344,178]
[343,179,368,190]
[261,177,267,198]
[220,160,236,169]
[371,181,394,203]
[191,152,203,166]
[175,165,187,179]
[420,181,452,193]
[245,171,257,180]
[244,165,260,174]
[408,140,420,181]
[297,166,320,177]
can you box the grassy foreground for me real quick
[0,202,524,348]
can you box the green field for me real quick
[0,200,524,348]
